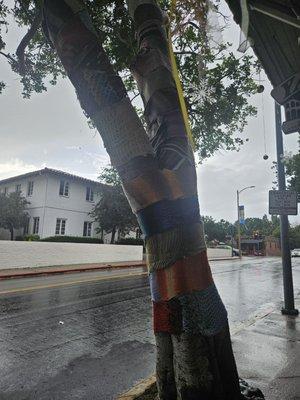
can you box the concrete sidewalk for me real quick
[233,298,300,400]
[118,298,300,400]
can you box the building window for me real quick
[86,187,94,202]
[27,181,34,196]
[24,218,30,235]
[15,184,21,193]
[55,218,66,235]
[83,221,92,237]
[136,228,142,239]
[33,217,40,234]
[59,180,69,197]
[3,187,8,195]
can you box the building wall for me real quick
[0,174,47,206]
[40,174,99,238]
[0,174,47,239]
[0,172,103,239]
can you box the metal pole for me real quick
[275,101,298,315]
[237,190,242,259]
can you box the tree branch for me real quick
[174,51,197,55]
[130,92,139,102]
[16,0,44,75]
[0,51,15,63]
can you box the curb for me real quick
[0,261,146,280]
[0,257,238,280]
[117,376,157,400]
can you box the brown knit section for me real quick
[122,165,197,212]
[93,98,154,167]
[146,222,206,273]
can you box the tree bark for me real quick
[41,1,255,399]
[10,226,14,241]
[110,226,117,244]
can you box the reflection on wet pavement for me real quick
[0,257,299,399]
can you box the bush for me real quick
[24,234,40,241]
[15,235,24,241]
[40,235,103,244]
[116,237,144,246]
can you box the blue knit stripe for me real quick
[137,196,200,238]
[179,284,228,336]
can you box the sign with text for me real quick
[269,190,298,215]
[239,205,245,224]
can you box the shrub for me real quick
[24,234,40,241]
[40,235,103,244]
[116,237,144,246]
[15,235,24,241]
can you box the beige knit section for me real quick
[93,97,154,167]
[146,222,207,273]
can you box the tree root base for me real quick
[117,377,265,400]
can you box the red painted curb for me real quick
[0,257,238,280]
[0,262,147,280]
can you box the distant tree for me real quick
[202,216,235,242]
[285,152,300,193]
[239,214,280,237]
[90,166,138,244]
[0,192,29,240]
[289,225,300,249]
[272,221,300,250]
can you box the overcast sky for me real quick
[0,1,299,224]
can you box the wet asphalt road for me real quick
[0,257,299,400]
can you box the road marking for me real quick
[0,271,148,295]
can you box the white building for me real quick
[0,168,106,240]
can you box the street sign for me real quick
[239,205,245,224]
[269,190,298,215]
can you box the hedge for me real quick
[116,237,144,246]
[40,236,103,244]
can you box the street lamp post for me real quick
[237,186,255,258]
[275,102,298,316]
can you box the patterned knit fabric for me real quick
[146,222,206,272]
[153,283,228,337]
[93,98,154,167]
[149,251,213,302]
[179,284,228,336]
[137,196,200,237]
[122,166,197,212]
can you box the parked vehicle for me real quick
[291,248,300,257]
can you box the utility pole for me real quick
[237,190,241,259]
[275,102,299,316]
[237,186,255,259]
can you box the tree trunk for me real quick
[42,2,252,399]
[110,226,117,244]
[10,226,14,241]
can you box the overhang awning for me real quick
[225,0,300,134]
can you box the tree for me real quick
[0,192,29,240]
[0,1,263,398]
[285,151,300,193]
[273,223,300,250]
[289,225,300,250]
[239,214,280,237]
[202,216,235,243]
[0,0,259,160]
[90,166,138,243]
